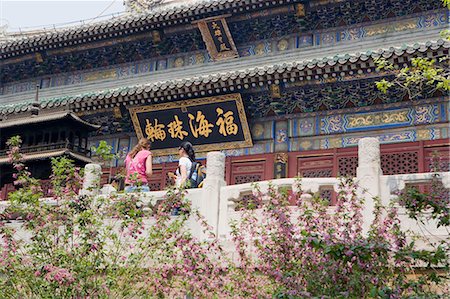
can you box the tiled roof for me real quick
[0,149,93,165]
[0,111,100,129]
[0,0,295,58]
[0,38,448,115]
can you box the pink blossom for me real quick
[42,265,75,285]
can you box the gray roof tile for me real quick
[1,0,285,56]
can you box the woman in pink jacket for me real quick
[124,138,153,192]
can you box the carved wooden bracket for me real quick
[274,153,288,179]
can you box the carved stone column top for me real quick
[206,151,225,179]
[81,163,102,194]
[358,137,380,166]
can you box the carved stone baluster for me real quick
[201,152,226,238]
[80,163,102,196]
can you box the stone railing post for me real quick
[201,152,226,237]
[80,163,102,196]
[356,138,382,234]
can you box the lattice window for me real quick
[319,188,332,205]
[301,169,332,178]
[149,182,161,192]
[428,161,450,172]
[165,174,175,188]
[234,194,261,211]
[381,152,419,175]
[425,149,450,172]
[426,159,450,172]
[338,156,358,177]
[234,174,262,185]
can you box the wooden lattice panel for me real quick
[381,152,419,175]
[298,156,333,169]
[301,169,333,178]
[424,147,450,172]
[163,162,179,189]
[297,155,334,178]
[230,159,266,185]
[319,186,337,206]
[146,168,162,191]
[149,182,162,191]
[233,163,265,173]
[234,174,263,184]
[164,175,174,187]
[234,194,261,210]
[338,156,358,177]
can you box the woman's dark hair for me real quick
[179,141,195,162]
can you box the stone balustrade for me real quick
[1,138,449,247]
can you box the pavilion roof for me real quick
[0,111,100,130]
[0,149,93,165]
[0,38,448,116]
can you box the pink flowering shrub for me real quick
[233,180,410,298]
[41,264,76,285]
[397,154,449,228]
[0,137,448,298]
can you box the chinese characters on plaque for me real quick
[195,16,239,61]
[129,94,253,155]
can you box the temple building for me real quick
[0,0,448,198]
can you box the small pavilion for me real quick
[0,107,99,199]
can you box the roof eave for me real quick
[0,149,93,165]
[0,0,300,57]
[0,111,100,130]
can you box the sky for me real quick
[0,0,126,32]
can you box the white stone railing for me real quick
[217,177,341,238]
[382,172,450,195]
[2,138,449,245]
[379,172,450,243]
